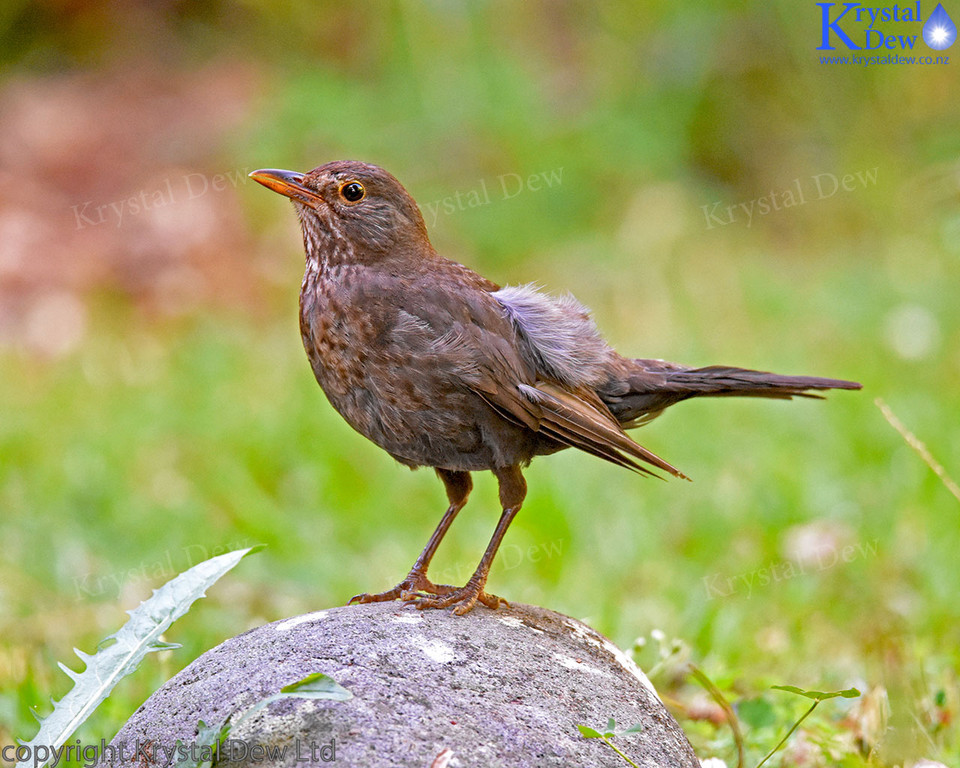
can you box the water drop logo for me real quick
[922,3,956,50]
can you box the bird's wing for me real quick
[479,282,686,478]
[392,270,686,479]
[513,380,687,479]
[443,330,543,433]
[454,326,686,479]
[467,363,685,479]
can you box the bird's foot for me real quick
[348,568,455,606]
[407,579,507,616]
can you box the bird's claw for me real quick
[348,586,402,605]
[408,581,507,615]
[348,569,456,606]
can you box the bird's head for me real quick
[250,160,430,264]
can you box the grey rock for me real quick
[109,602,700,768]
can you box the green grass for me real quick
[2,230,958,766]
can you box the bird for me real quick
[249,160,861,615]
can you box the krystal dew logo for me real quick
[817,2,956,51]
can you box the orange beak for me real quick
[249,169,324,207]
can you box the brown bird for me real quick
[249,161,861,615]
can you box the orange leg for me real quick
[349,469,472,605]
[409,465,527,615]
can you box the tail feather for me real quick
[600,360,861,426]
[676,365,862,398]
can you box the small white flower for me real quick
[700,758,727,768]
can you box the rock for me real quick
[109,602,700,768]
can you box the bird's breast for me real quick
[296,265,539,470]
[297,266,448,460]
[299,267,378,399]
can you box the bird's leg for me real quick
[349,470,471,605]
[411,465,526,615]
[395,469,473,599]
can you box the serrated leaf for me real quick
[577,725,603,739]
[280,672,352,700]
[229,672,353,730]
[56,663,80,682]
[150,640,183,651]
[16,546,262,768]
[170,719,229,768]
[195,720,221,744]
[772,685,861,701]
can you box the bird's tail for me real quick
[657,364,862,399]
[600,360,862,427]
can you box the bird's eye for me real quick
[339,181,365,203]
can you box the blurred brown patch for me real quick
[0,58,265,355]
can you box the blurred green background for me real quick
[1,1,958,765]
